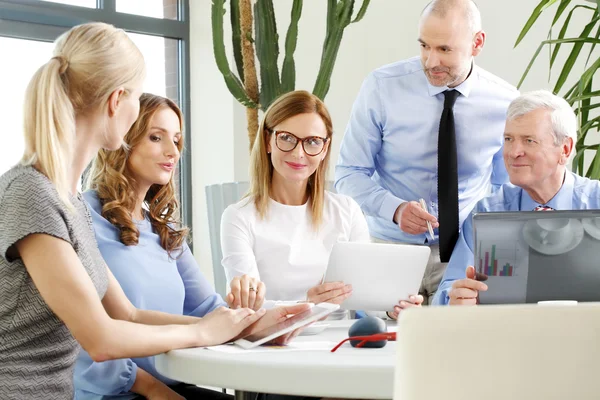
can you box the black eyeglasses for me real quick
[272,130,329,156]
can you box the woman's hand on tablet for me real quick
[386,295,424,320]
[227,275,266,310]
[448,266,488,306]
[306,282,352,304]
[235,303,312,343]
[196,307,265,346]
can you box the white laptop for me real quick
[323,242,430,312]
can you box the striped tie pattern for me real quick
[534,205,555,211]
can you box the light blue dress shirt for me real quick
[433,171,600,305]
[335,56,519,243]
[74,191,226,400]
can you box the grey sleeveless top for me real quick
[0,165,109,399]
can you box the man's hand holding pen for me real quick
[394,201,439,235]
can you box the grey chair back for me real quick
[205,181,250,297]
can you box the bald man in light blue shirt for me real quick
[434,90,600,306]
[335,0,518,307]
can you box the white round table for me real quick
[155,320,397,399]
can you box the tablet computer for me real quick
[234,302,339,349]
[473,210,600,304]
[324,242,429,312]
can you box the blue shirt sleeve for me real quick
[432,212,476,305]
[334,73,405,222]
[491,146,509,192]
[74,350,137,397]
[177,242,227,317]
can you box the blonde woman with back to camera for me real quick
[0,23,307,400]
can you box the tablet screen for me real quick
[240,304,333,343]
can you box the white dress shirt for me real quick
[220,191,370,305]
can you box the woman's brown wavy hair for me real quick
[86,93,189,257]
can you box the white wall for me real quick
[190,0,598,285]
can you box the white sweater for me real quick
[220,191,370,305]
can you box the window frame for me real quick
[0,0,194,244]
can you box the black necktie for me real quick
[438,90,460,263]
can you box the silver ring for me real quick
[249,286,255,292]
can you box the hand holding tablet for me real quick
[324,242,429,312]
[234,303,340,349]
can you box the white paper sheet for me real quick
[205,341,338,353]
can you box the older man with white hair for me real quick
[433,90,600,306]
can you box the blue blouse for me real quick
[74,190,225,399]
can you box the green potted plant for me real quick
[212,0,370,149]
[515,0,600,178]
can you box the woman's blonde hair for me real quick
[21,22,145,207]
[249,90,333,228]
[87,93,188,257]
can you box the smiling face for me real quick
[267,112,329,186]
[418,11,484,88]
[503,108,572,194]
[127,107,182,190]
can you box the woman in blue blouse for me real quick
[75,94,307,400]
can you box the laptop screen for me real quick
[472,210,600,304]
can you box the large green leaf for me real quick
[584,20,600,67]
[581,115,600,134]
[574,148,585,175]
[569,89,600,103]
[586,146,600,179]
[351,0,370,23]
[551,0,573,26]
[517,37,600,88]
[211,0,257,108]
[577,54,600,93]
[281,0,303,93]
[575,102,600,113]
[313,0,355,99]
[230,0,244,83]
[324,0,336,43]
[577,78,593,163]
[553,16,600,93]
[550,5,595,68]
[255,0,281,109]
[515,0,561,47]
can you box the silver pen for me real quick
[419,198,435,240]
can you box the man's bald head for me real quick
[422,0,482,35]
[417,0,485,87]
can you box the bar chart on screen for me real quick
[477,242,520,277]
[475,222,530,303]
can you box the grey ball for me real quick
[348,316,387,348]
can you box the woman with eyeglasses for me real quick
[220,90,370,311]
